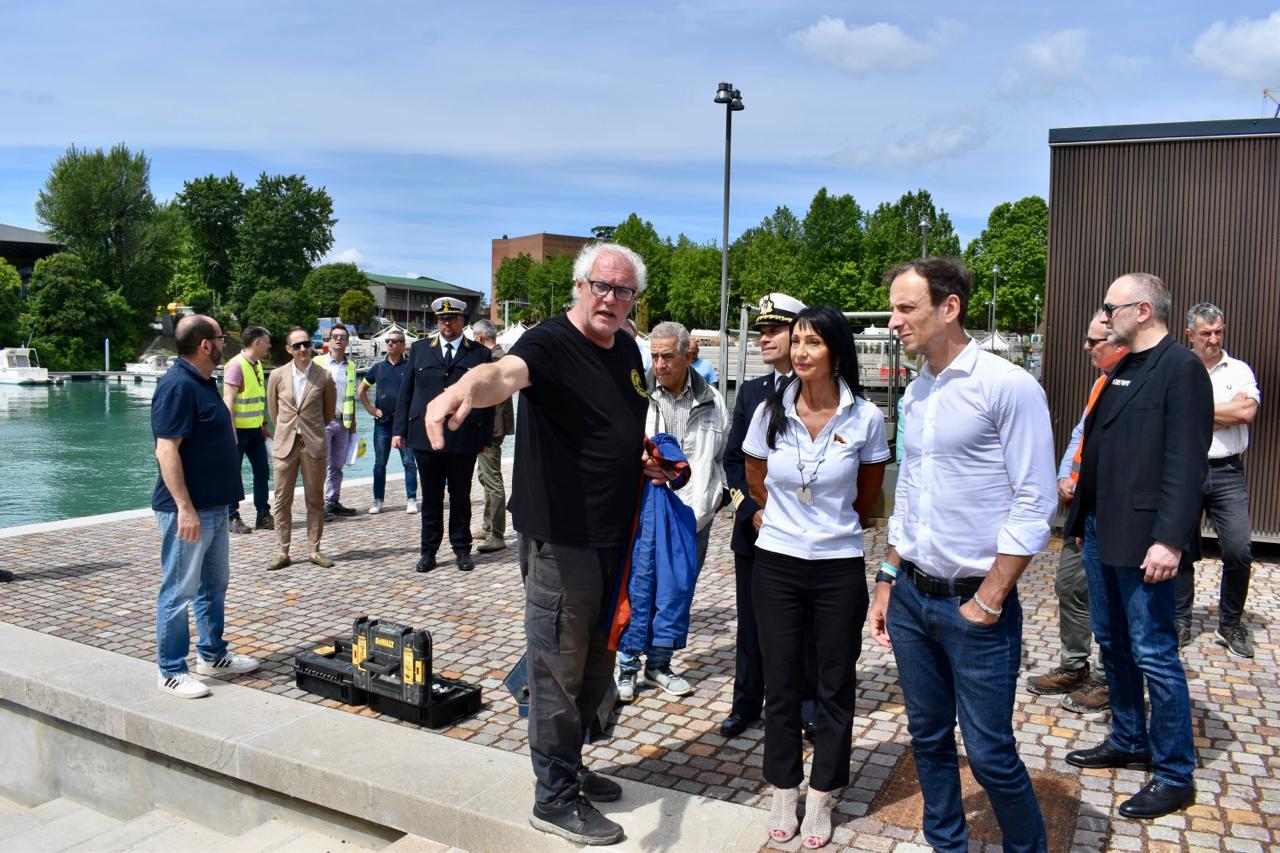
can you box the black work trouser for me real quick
[753,547,868,791]
[1175,457,1253,629]
[413,449,478,555]
[523,537,620,805]
[732,551,819,723]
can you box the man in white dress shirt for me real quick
[870,257,1057,853]
[1174,302,1260,658]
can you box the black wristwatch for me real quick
[875,570,897,586]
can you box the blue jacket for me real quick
[614,433,699,654]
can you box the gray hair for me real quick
[1122,272,1171,326]
[649,321,691,355]
[572,243,648,296]
[1185,301,1223,330]
[472,318,497,342]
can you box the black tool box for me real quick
[351,616,482,728]
[294,636,368,706]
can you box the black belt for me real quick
[902,560,984,598]
[1208,454,1240,467]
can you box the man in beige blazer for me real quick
[266,326,338,570]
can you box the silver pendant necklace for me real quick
[795,422,835,506]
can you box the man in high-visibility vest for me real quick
[221,325,273,534]
[315,323,359,520]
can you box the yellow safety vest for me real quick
[316,353,357,428]
[229,353,266,429]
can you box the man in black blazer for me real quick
[720,292,811,739]
[1064,272,1213,820]
[393,298,493,572]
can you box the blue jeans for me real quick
[1082,514,1196,788]
[617,524,711,674]
[155,509,230,676]
[888,571,1046,853]
[372,420,417,502]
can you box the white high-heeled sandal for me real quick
[801,788,835,848]
[768,786,800,841]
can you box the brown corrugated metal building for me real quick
[1044,118,1280,540]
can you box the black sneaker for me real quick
[229,516,253,535]
[578,769,622,803]
[331,501,357,516]
[1215,623,1254,659]
[1176,621,1192,649]
[529,797,624,846]
[323,504,335,522]
[0,569,14,582]
[255,513,274,530]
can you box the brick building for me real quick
[489,232,592,322]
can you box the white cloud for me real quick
[1000,30,1092,96]
[835,122,987,170]
[786,17,934,76]
[327,247,365,267]
[1190,12,1280,82]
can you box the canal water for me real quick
[0,380,410,530]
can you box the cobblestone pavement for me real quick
[1,474,1276,853]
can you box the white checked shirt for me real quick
[1207,351,1261,459]
[888,339,1057,579]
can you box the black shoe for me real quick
[1215,623,1254,659]
[415,553,437,573]
[1065,742,1152,770]
[229,516,253,535]
[578,769,622,803]
[719,712,758,738]
[803,721,816,743]
[332,501,356,516]
[529,797,624,846]
[255,513,274,531]
[323,505,335,522]
[1177,621,1192,649]
[1118,779,1195,819]
[0,569,13,582]
[456,552,475,572]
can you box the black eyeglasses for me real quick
[288,340,313,351]
[1102,301,1141,318]
[205,335,229,344]
[387,339,405,345]
[1084,336,1108,348]
[587,279,638,303]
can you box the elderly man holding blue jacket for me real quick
[615,321,728,702]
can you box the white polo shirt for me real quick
[1207,351,1261,459]
[743,378,890,560]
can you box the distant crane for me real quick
[1266,88,1280,118]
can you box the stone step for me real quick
[0,797,122,851]
[220,817,380,852]
[64,808,234,851]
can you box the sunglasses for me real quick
[1084,336,1108,348]
[1102,301,1141,318]
[387,338,405,344]
[329,335,348,342]
[288,340,313,351]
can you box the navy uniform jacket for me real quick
[1064,335,1213,566]
[724,371,787,556]
[393,333,494,454]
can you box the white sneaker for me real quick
[195,653,259,676]
[406,501,419,514]
[158,672,210,699]
[368,500,384,515]
[617,671,636,703]
[641,666,693,698]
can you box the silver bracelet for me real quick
[973,592,1002,617]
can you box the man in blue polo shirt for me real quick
[152,315,259,699]
[358,329,419,514]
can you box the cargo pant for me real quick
[476,442,506,539]
[523,537,619,805]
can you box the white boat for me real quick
[124,353,178,382]
[0,347,52,385]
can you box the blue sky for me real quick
[3,2,1278,293]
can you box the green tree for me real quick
[26,253,135,370]
[241,289,318,356]
[858,190,961,312]
[338,288,376,328]
[493,252,574,324]
[963,196,1048,333]
[800,188,864,277]
[729,206,807,312]
[0,262,25,345]
[666,236,722,329]
[168,254,216,316]
[301,263,368,318]
[494,253,537,323]
[175,173,246,298]
[34,143,177,313]
[591,225,616,240]
[612,214,672,330]
[228,173,336,311]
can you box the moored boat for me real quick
[0,347,52,385]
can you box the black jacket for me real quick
[1064,335,1213,566]
[724,371,788,556]
[393,334,493,454]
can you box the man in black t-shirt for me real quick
[425,243,664,846]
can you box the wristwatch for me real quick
[875,570,897,585]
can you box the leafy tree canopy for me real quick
[613,214,673,330]
[301,263,368,318]
[963,195,1048,333]
[338,288,376,328]
[175,173,245,297]
[26,253,136,370]
[241,288,318,357]
[228,173,336,311]
[0,262,26,345]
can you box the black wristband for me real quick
[875,570,897,585]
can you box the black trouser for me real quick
[523,537,620,805]
[1175,455,1253,628]
[413,449,478,555]
[753,547,868,791]
[229,427,270,519]
[732,551,819,723]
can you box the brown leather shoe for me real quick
[1062,679,1110,713]
[1027,664,1090,695]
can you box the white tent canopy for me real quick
[496,322,528,348]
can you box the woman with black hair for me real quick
[741,304,890,848]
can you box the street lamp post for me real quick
[989,264,999,350]
[714,81,744,400]
[918,215,931,258]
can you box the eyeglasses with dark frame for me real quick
[329,334,349,342]
[1102,301,1142,318]
[204,334,229,345]
[287,340,314,351]
[1083,336,1108,348]
[586,279,638,303]
[387,338,406,345]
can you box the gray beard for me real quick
[1107,330,1130,347]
